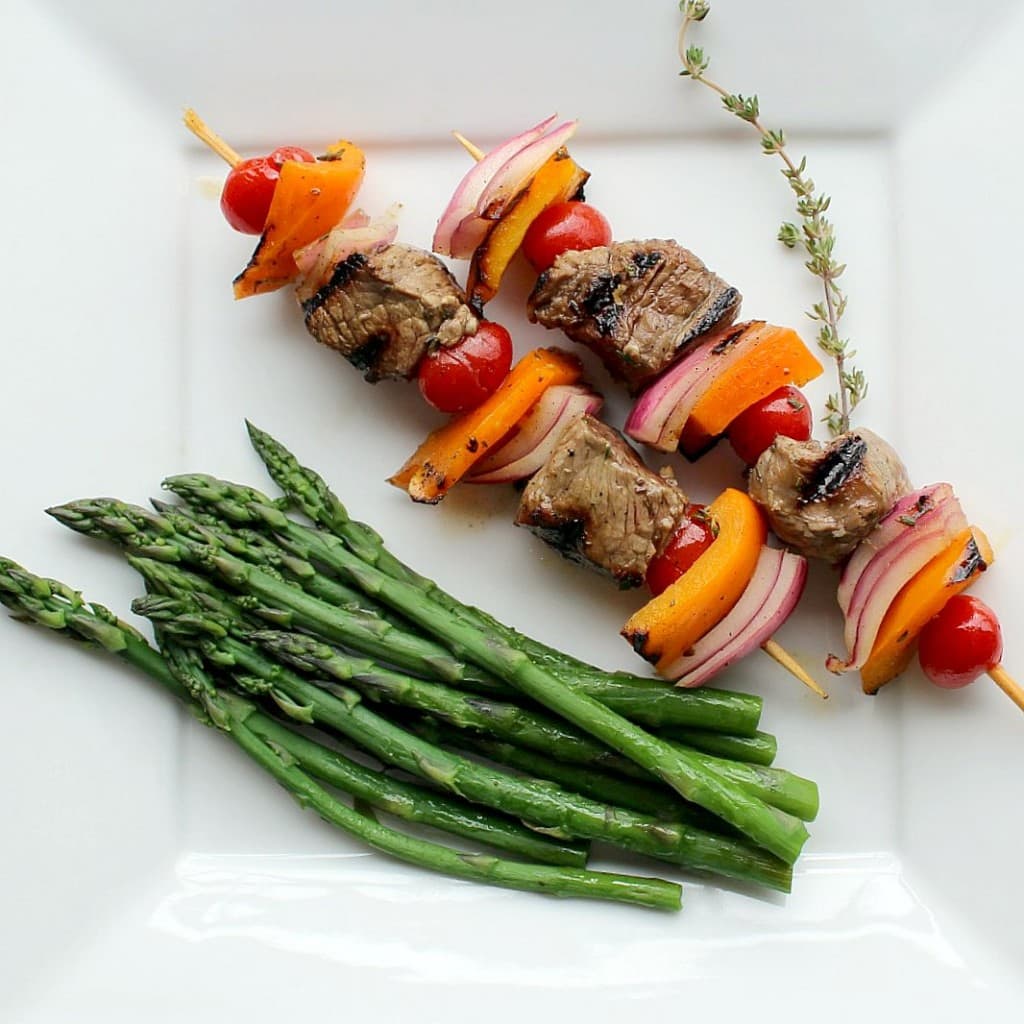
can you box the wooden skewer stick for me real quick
[452,131,486,162]
[989,665,1024,713]
[183,108,242,168]
[454,128,827,699]
[762,640,828,699]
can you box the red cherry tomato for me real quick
[220,146,316,234]
[417,321,514,415]
[645,505,716,596]
[521,201,612,273]
[727,385,813,466]
[918,595,1003,689]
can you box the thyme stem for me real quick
[676,2,865,435]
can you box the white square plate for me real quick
[3,1,1023,1019]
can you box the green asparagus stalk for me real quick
[165,641,670,907]
[47,499,499,692]
[0,560,588,866]
[664,729,778,767]
[153,479,808,864]
[1,561,691,905]
[252,627,816,821]
[405,716,700,823]
[129,573,804,831]
[248,627,652,774]
[53,496,762,737]
[128,584,791,891]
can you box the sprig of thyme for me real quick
[677,1,865,436]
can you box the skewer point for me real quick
[452,131,486,162]
[761,639,829,699]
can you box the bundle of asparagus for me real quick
[0,423,818,911]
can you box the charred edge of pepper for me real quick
[950,535,987,585]
[799,434,868,505]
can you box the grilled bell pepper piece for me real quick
[466,150,589,305]
[234,140,365,299]
[622,488,767,671]
[679,323,823,457]
[860,526,993,694]
[390,348,583,504]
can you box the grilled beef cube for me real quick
[527,239,741,392]
[748,429,912,564]
[516,414,688,587]
[301,243,478,382]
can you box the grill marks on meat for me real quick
[799,434,870,505]
[748,428,912,564]
[516,415,688,587]
[302,244,478,382]
[527,239,741,392]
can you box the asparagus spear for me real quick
[128,561,765,833]
[405,716,700,823]
[48,499,498,692]
[664,729,778,767]
[251,627,817,821]
[0,558,588,866]
[0,561,686,905]
[54,496,762,737]
[123,567,793,888]
[151,480,808,864]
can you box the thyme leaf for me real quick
[677,1,866,436]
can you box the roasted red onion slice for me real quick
[467,384,603,485]
[828,486,968,673]
[659,547,807,687]
[625,322,764,452]
[293,204,401,289]
[432,115,558,257]
[837,484,953,615]
[448,121,580,258]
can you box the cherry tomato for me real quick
[521,201,612,273]
[220,146,316,234]
[918,595,1003,689]
[645,505,716,596]
[417,320,514,414]
[727,385,813,466]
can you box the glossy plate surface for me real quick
[2,1,1023,1019]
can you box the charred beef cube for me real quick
[301,243,478,382]
[527,239,741,393]
[748,429,912,564]
[516,415,688,587]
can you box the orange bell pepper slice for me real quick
[390,347,582,503]
[234,140,365,299]
[466,150,589,305]
[621,488,766,671]
[859,526,993,694]
[679,323,824,456]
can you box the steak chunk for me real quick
[748,429,912,564]
[527,239,740,392]
[302,243,478,382]
[516,415,688,587]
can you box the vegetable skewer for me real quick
[452,136,824,700]
[55,495,763,736]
